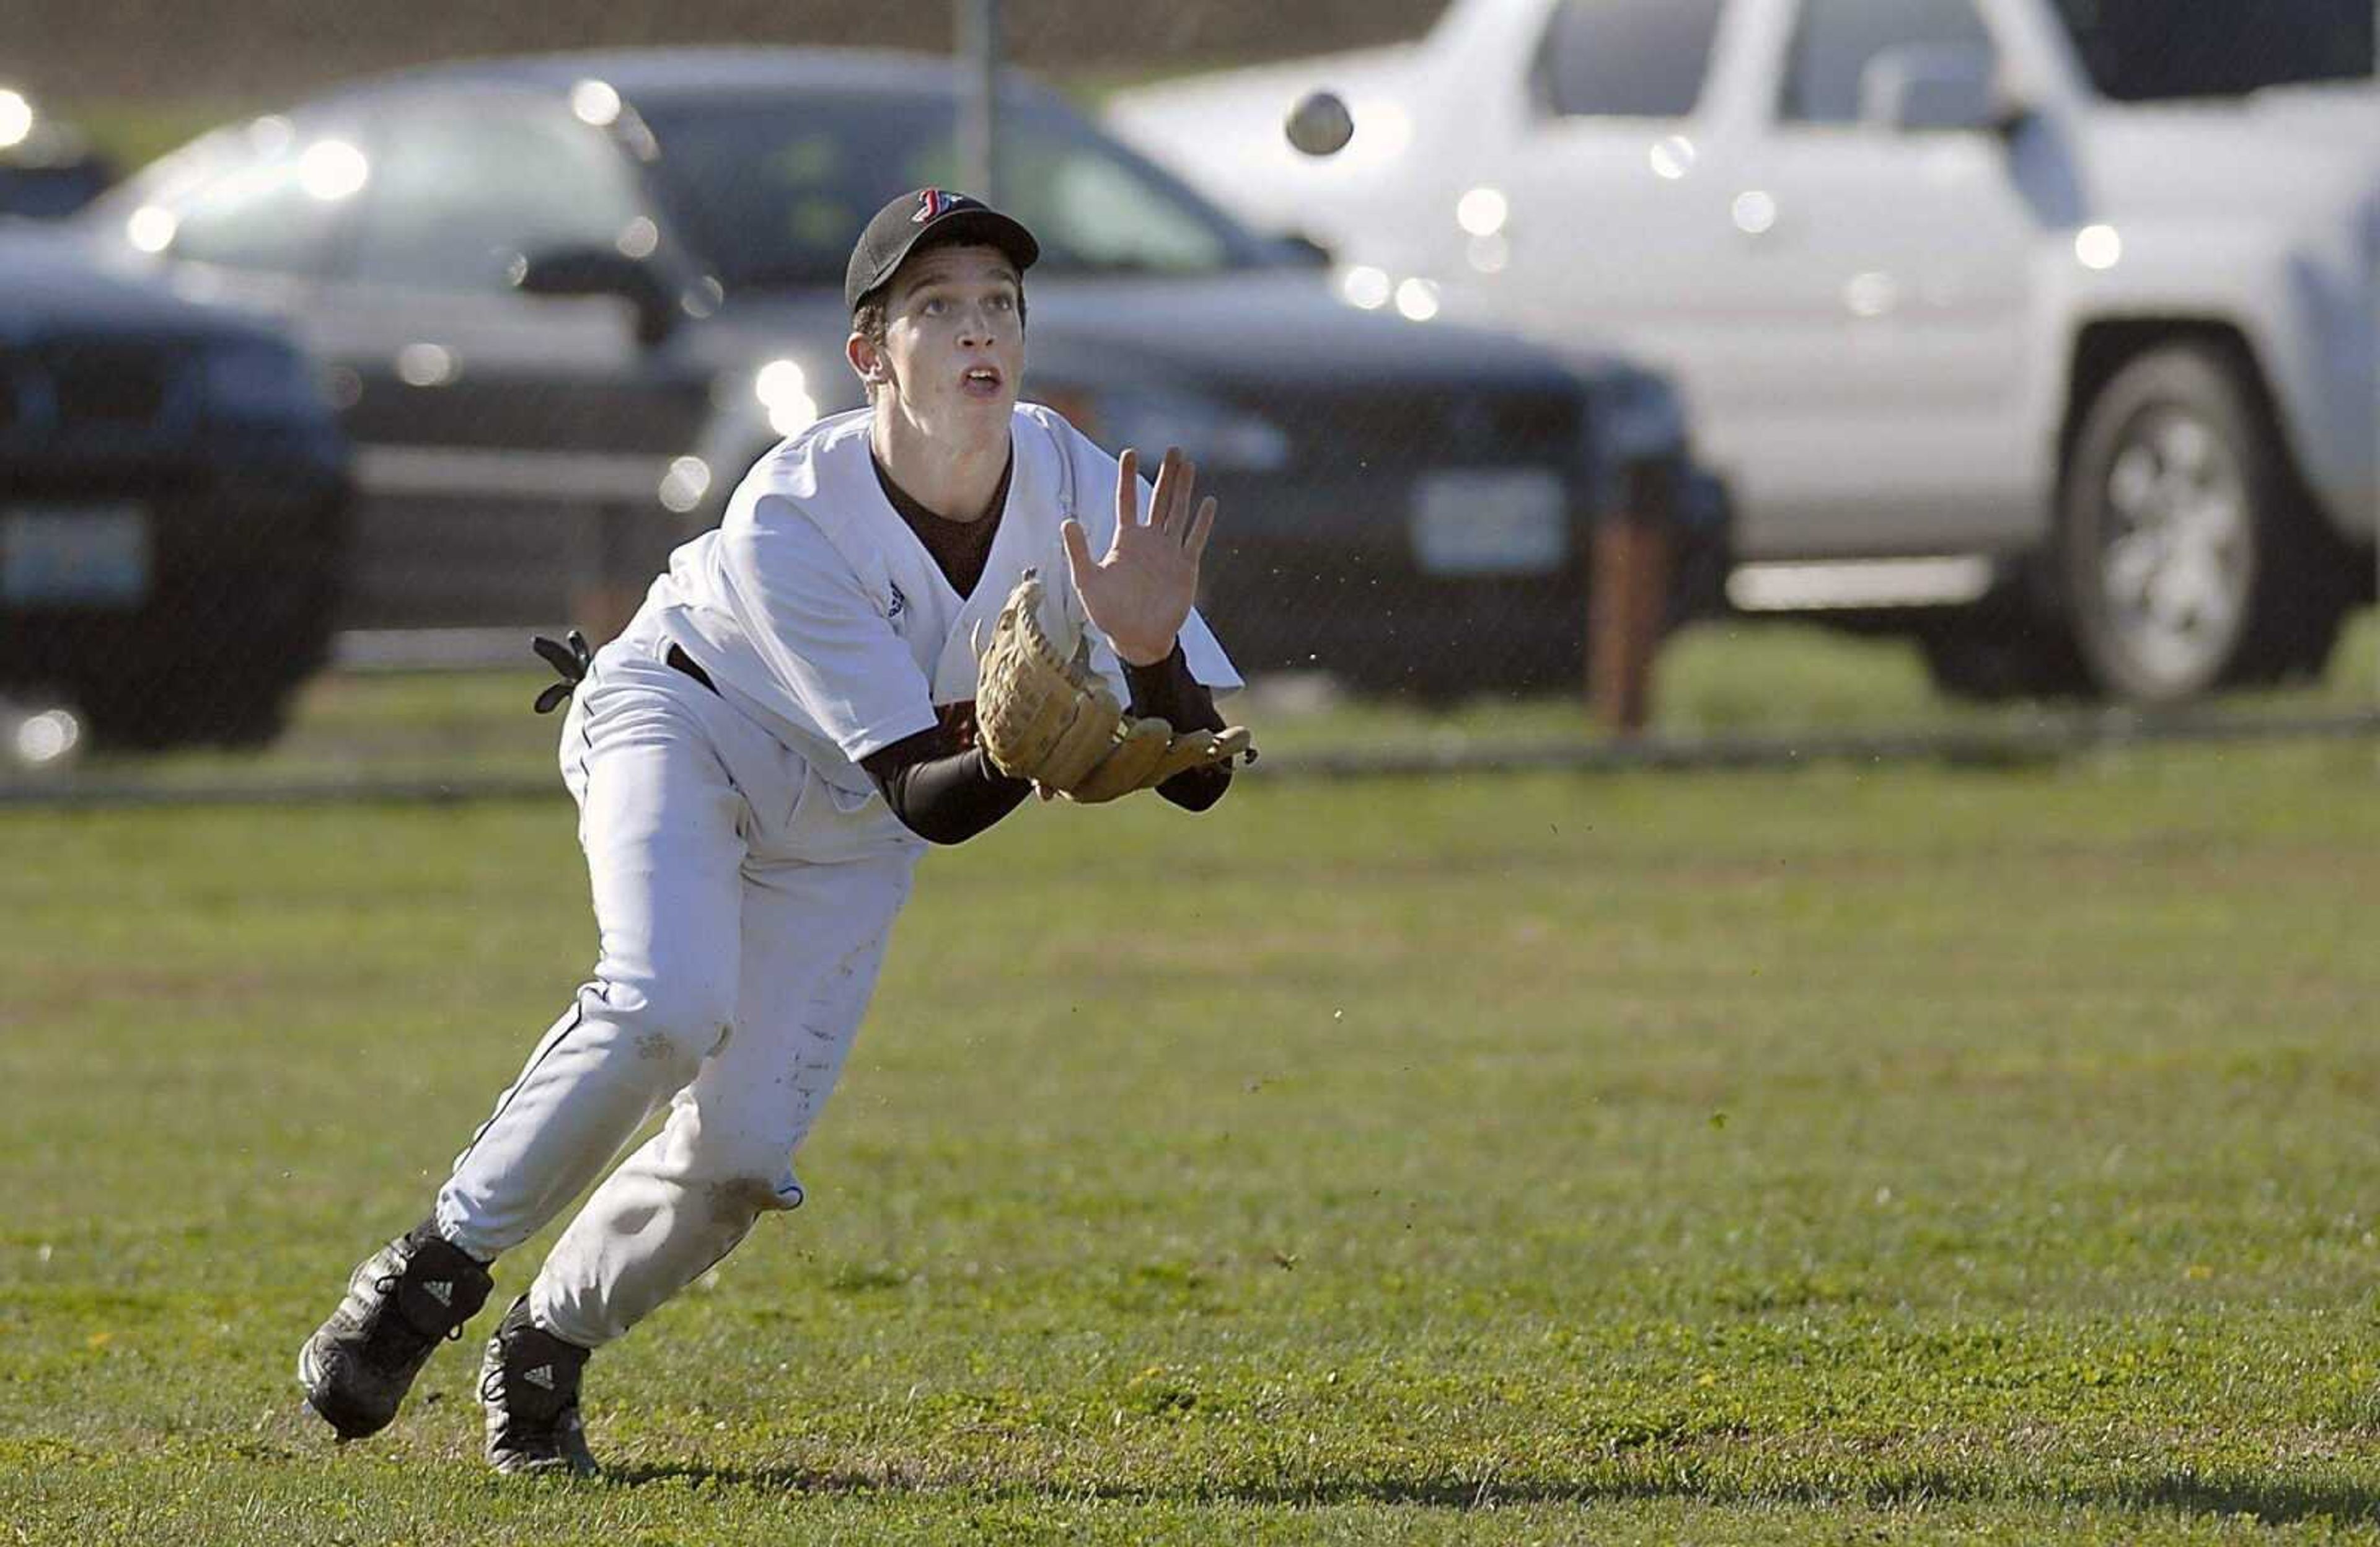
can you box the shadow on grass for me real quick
[602,1460,2380,1524]
[2086,1473,2380,1526]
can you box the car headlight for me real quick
[201,342,328,421]
[0,89,35,152]
[752,356,818,439]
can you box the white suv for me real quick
[1112,0,2379,703]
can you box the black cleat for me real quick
[296,1220,493,1440]
[479,1296,600,1477]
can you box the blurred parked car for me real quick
[1111,0,2380,704]
[79,50,1729,697]
[0,227,350,747]
[0,85,114,218]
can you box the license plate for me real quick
[1,503,153,607]
[1409,469,1568,576]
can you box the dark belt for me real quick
[666,643,718,695]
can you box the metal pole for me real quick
[958,0,1001,203]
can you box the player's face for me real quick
[876,244,1025,444]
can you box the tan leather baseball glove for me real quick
[974,571,1251,804]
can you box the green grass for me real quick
[4,728,2379,1541]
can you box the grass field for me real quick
[5,705,2379,1541]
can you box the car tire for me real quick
[2059,343,2336,704]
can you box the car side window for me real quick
[1781,0,1996,124]
[1531,0,1729,119]
[351,100,646,294]
[144,121,353,275]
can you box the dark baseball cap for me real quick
[845,188,1040,314]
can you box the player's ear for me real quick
[845,331,883,387]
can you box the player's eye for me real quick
[989,294,1015,312]
[920,298,948,317]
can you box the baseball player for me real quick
[296,189,1249,1476]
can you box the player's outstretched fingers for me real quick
[1060,519,1096,588]
[1116,447,1140,531]
[1186,495,1217,555]
[1148,447,1185,529]
[1161,457,1197,539]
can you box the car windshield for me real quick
[2050,0,2374,101]
[635,90,1264,291]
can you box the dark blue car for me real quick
[1,228,351,746]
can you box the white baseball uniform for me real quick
[434,403,1239,1348]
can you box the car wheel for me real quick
[2060,344,2332,705]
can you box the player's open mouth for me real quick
[960,366,1004,398]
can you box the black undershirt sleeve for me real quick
[1124,645,1233,813]
[862,718,1031,846]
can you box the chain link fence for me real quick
[2,0,2374,791]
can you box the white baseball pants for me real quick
[435,632,919,1347]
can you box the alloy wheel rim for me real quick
[2095,406,2250,688]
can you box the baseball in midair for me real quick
[1284,90,1355,157]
